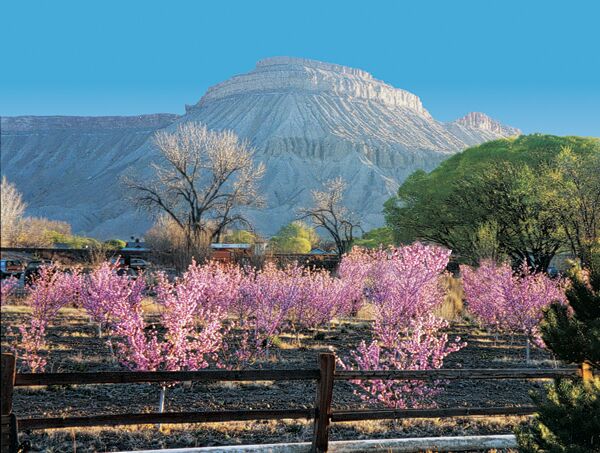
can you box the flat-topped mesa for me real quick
[453,112,521,136]
[1,114,179,132]
[195,56,431,118]
[257,56,375,79]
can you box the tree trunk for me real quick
[156,385,166,429]
[107,339,115,361]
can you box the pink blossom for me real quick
[1,277,18,304]
[80,262,142,329]
[461,260,566,360]
[338,243,464,408]
[461,261,566,339]
[338,316,465,408]
[15,265,82,372]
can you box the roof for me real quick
[309,248,333,255]
[125,241,147,249]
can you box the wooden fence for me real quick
[1,353,593,453]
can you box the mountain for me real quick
[0,57,520,239]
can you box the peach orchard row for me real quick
[0,243,565,408]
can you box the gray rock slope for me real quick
[1,57,520,239]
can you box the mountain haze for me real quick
[0,57,520,238]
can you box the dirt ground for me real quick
[0,305,558,452]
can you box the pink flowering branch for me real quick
[80,261,142,337]
[338,316,465,408]
[461,260,566,362]
[15,265,81,372]
[1,277,18,305]
[338,243,465,408]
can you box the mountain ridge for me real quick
[1,114,179,131]
[0,57,520,238]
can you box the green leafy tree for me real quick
[272,236,312,254]
[353,227,395,248]
[47,230,101,249]
[544,147,600,268]
[472,221,506,263]
[540,256,600,369]
[385,135,600,270]
[516,256,600,452]
[104,239,126,249]
[222,229,257,244]
[270,221,319,253]
[451,162,563,271]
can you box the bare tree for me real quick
[0,176,26,246]
[126,122,265,250]
[299,177,362,256]
[16,217,71,247]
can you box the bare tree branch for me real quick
[298,177,362,256]
[125,122,265,250]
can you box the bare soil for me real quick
[1,306,557,452]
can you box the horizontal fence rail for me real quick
[15,369,320,386]
[331,406,538,422]
[14,368,579,387]
[334,368,580,381]
[18,409,316,430]
[1,353,593,453]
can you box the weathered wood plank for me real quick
[331,406,537,422]
[334,368,578,381]
[15,369,320,386]
[311,353,335,453]
[0,414,18,453]
[1,355,16,415]
[1,355,16,453]
[0,415,11,430]
[115,435,519,453]
[14,368,577,387]
[18,409,315,430]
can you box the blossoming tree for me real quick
[16,265,81,372]
[338,243,465,408]
[461,260,566,363]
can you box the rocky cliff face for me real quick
[0,58,520,238]
[195,57,431,117]
[452,112,520,136]
[1,114,179,237]
[1,114,179,132]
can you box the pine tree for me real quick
[516,258,600,452]
[541,266,600,369]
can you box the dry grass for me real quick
[23,417,524,452]
[350,276,465,322]
[355,302,376,320]
[435,275,464,321]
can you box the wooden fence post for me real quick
[1,354,17,453]
[580,362,593,382]
[311,352,335,453]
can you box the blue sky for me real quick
[1,0,599,136]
